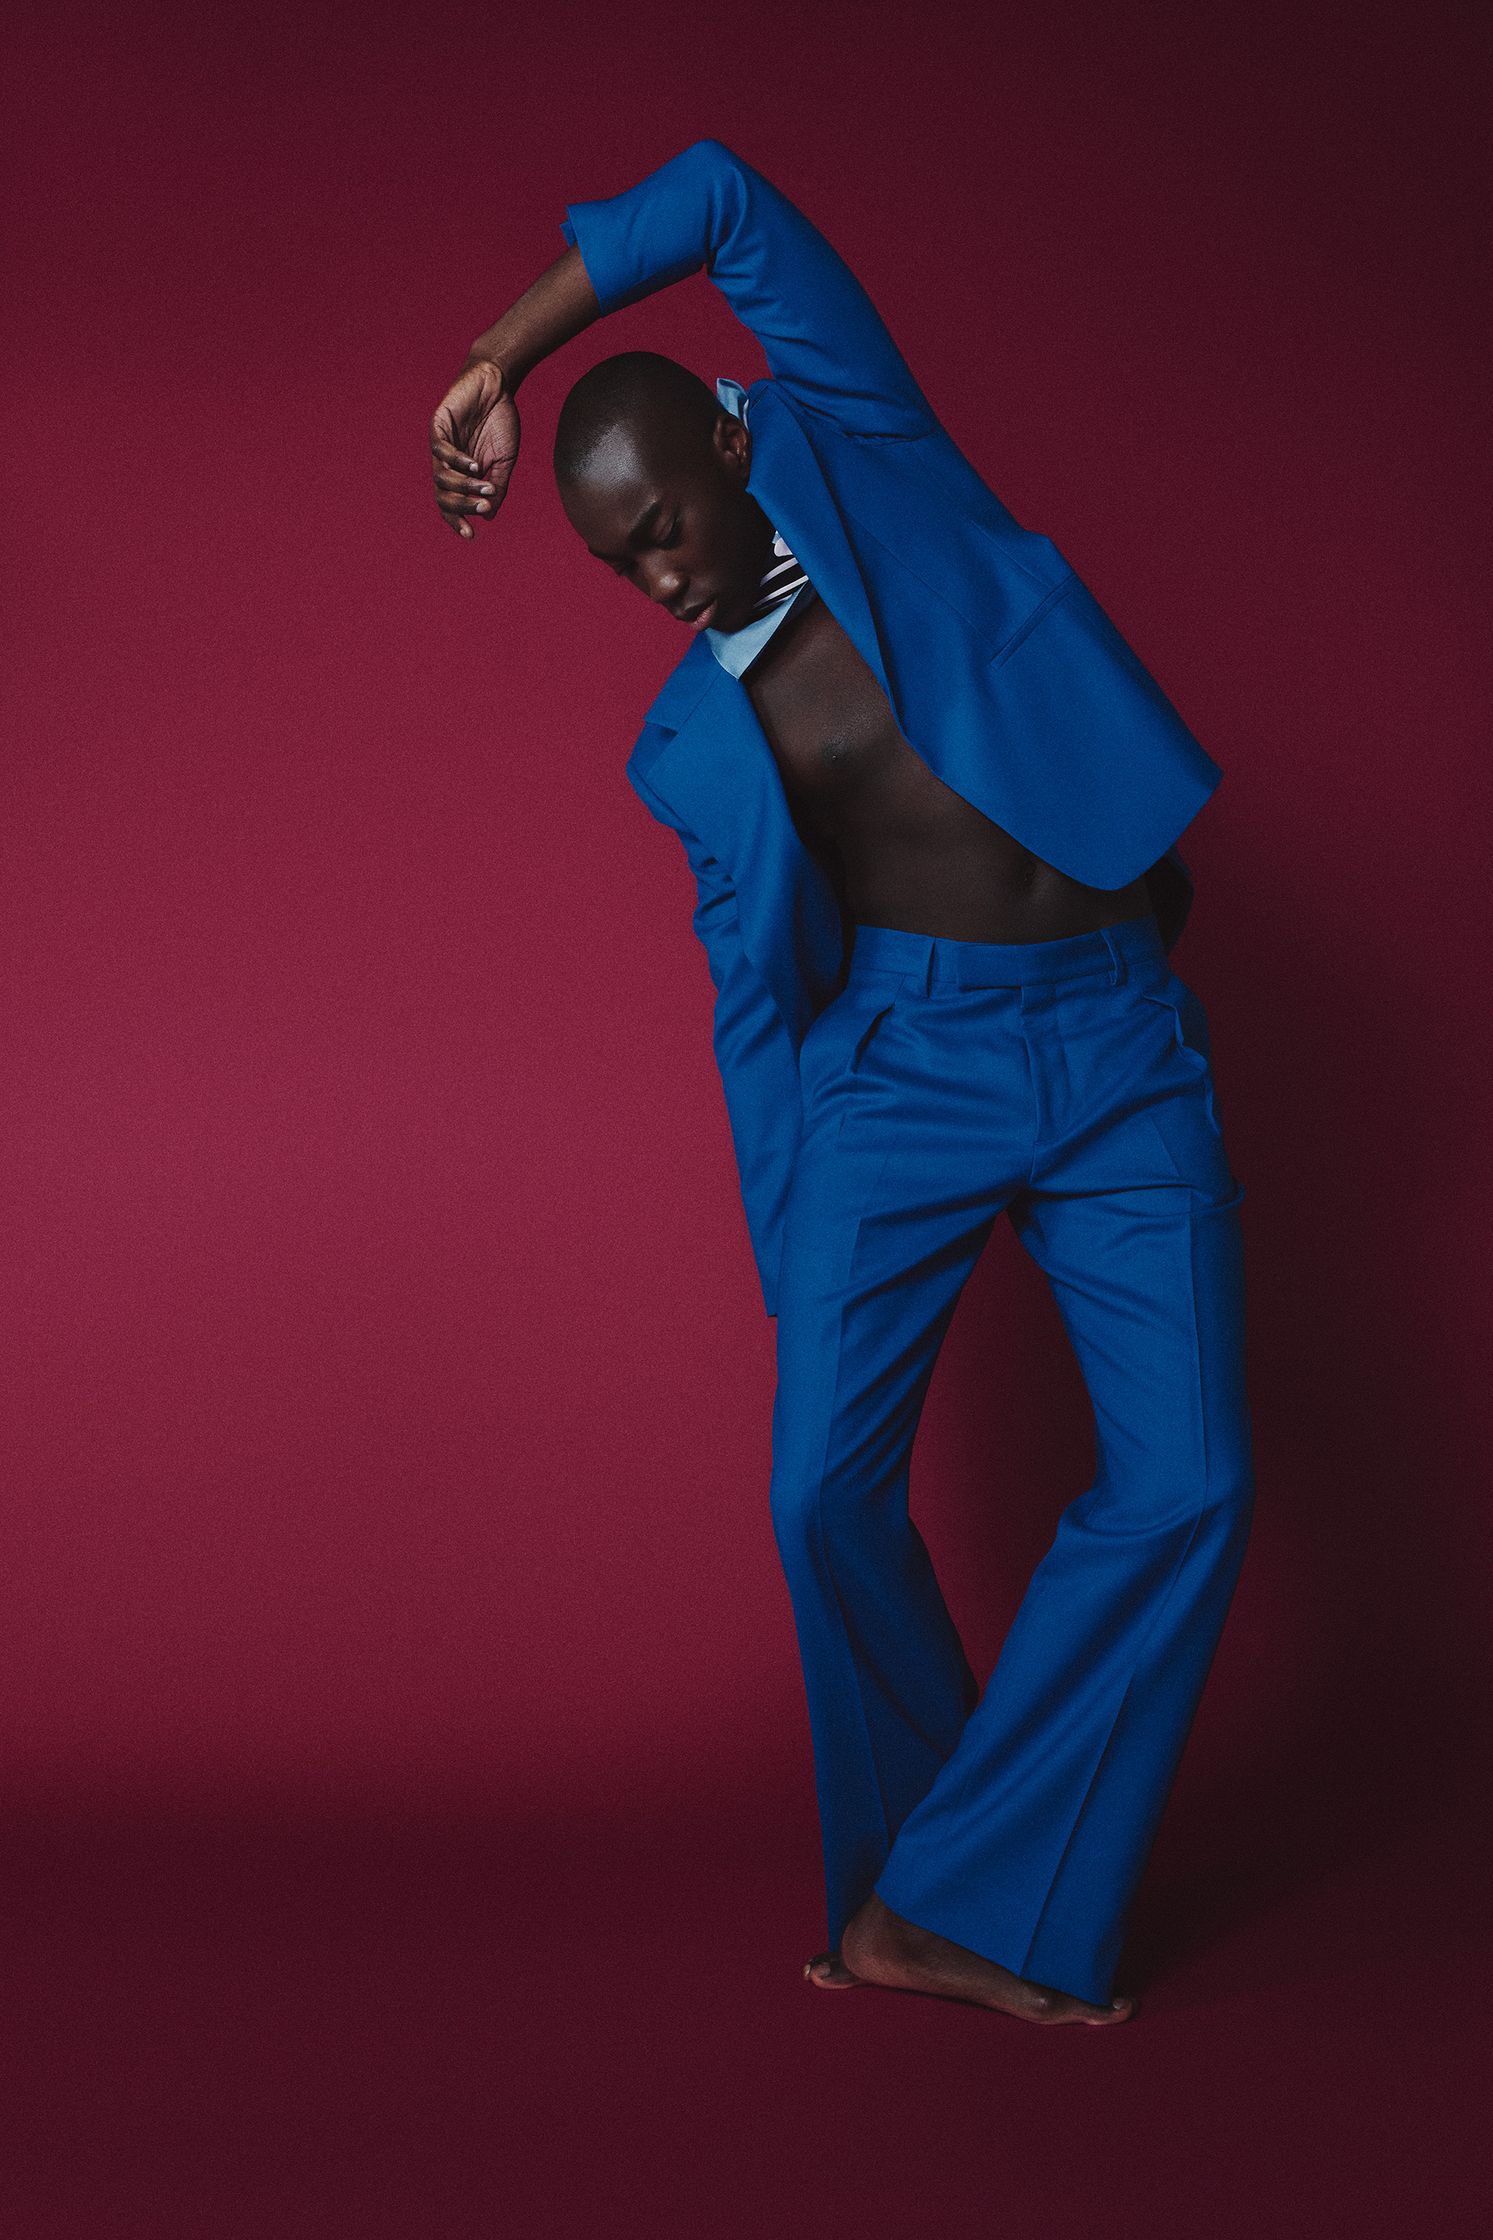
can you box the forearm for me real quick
[464,243,601,390]
[558,138,935,435]
[427,139,927,541]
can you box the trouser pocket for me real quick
[1137,973,1223,1136]
[798,973,910,1128]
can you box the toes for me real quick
[803,1950,864,1989]
[1083,1993,1137,2025]
[1028,1980,1138,2025]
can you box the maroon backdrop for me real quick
[3,0,1489,1813]
[2,6,1490,2229]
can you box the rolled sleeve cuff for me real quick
[559,197,696,318]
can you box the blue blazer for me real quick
[560,139,1224,1319]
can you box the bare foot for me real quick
[802,1949,867,1989]
[828,1891,1136,2026]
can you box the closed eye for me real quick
[597,513,679,574]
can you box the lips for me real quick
[684,596,720,633]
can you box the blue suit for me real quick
[562,138,1223,1320]
[561,143,1254,2005]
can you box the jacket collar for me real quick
[633,378,894,767]
[621,376,908,1032]
[639,630,726,734]
[626,476,846,1037]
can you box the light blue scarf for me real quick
[704,377,817,678]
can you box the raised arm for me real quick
[429,138,935,538]
[559,138,936,436]
[428,244,600,538]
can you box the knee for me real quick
[768,1457,865,1559]
[1196,1448,1256,1547]
[769,1466,822,1556]
[1117,1444,1253,1549]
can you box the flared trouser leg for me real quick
[768,915,1255,2005]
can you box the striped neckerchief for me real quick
[746,530,810,620]
[704,378,818,678]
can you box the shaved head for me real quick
[553,351,721,490]
[553,350,775,636]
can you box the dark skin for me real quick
[556,406,1154,945]
[428,245,1136,2027]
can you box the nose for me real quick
[639,555,688,608]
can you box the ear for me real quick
[712,408,751,484]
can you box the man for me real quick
[427,140,1255,2029]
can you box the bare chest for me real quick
[740,596,987,850]
[732,592,1152,941]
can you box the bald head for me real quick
[553,348,774,635]
[553,351,722,491]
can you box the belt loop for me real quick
[922,936,938,995]
[1100,926,1125,987]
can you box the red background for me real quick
[2,2,1489,2233]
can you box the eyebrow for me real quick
[588,497,666,562]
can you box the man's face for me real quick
[560,411,774,636]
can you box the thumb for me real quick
[433,362,488,448]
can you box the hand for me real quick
[429,358,521,540]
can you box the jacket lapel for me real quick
[636,632,722,734]
[627,633,845,1042]
[737,381,897,703]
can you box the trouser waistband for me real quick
[847,912,1167,991]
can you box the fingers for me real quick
[431,433,480,475]
[434,483,494,535]
[430,432,498,537]
[428,360,512,541]
[434,460,497,506]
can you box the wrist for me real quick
[464,338,524,394]
[462,248,597,398]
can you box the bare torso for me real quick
[742,592,1154,943]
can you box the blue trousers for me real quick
[770,912,1254,2004]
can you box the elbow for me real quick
[679,137,751,268]
[682,136,750,194]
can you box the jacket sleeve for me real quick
[560,137,937,439]
[628,760,805,1319]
